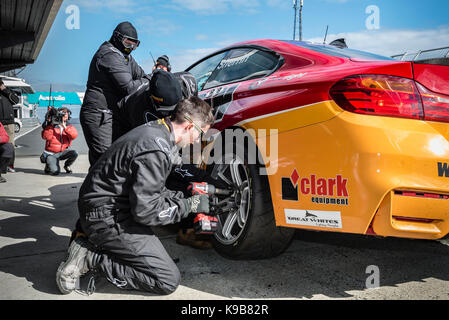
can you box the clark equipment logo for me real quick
[281,169,349,205]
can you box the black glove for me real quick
[186,194,210,214]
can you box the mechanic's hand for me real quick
[186,194,210,214]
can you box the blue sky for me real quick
[20,0,449,91]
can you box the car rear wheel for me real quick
[14,123,20,133]
[207,139,295,260]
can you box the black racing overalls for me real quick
[80,41,146,166]
[78,119,190,294]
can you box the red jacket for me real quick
[0,122,9,144]
[42,124,78,153]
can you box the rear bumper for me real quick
[251,102,449,239]
[372,190,449,239]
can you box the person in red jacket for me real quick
[0,122,14,183]
[41,107,78,175]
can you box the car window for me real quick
[187,52,228,91]
[203,48,280,90]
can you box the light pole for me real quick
[293,0,297,41]
[293,0,304,41]
[299,0,303,41]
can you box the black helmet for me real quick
[111,21,140,54]
[153,55,171,72]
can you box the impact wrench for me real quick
[188,182,232,235]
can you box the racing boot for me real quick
[56,237,101,294]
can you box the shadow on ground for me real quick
[0,183,81,295]
[1,181,449,299]
[14,167,86,179]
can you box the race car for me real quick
[184,39,449,260]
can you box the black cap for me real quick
[150,69,182,113]
[114,21,138,40]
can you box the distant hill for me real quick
[31,82,86,93]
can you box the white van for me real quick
[0,76,35,120]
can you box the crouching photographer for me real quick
[41,107,78,175]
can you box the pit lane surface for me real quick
[0,125,448,300]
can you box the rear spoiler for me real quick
[413,57,449,67]
[392,46,449,67]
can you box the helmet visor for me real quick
[114,31,140,49]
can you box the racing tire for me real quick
[207,130,295,260]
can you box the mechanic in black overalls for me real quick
[56,96,215,296]
[80,21,146,167]
[116,68,216,249]
[115,69,199,137]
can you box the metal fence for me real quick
[392,46,449,61]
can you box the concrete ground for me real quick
[1,122,449,301]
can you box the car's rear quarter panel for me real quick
[206,41,449,239]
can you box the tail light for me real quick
[416,83,449,123]
[330,74,449,123]
[330,75,423,120]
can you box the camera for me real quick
[47,107,71,126]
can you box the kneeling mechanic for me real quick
[56,96,215,295]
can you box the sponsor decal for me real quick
[154,137,171,154]
[158,206,177,220]
[39,94,66,101]
[174,167,194,178]
[199,84,239,122]
[281,168,349,205]
[249,72,307,90]
[438,162,449,177]
[285,209,343,229]
[216,51,255,70]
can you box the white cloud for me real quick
[266,0,288,7]
[171,0,259,15]
[307,27,449,57]
[135,16,181,36]
[195,34,209,41]
[74,0,139,13]
[165,47,220,72]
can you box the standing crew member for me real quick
[0,79,19,172]
[80,21,146,166]
[56,97,215,295]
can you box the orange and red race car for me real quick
[184,39,449,259]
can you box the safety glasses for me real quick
[123,37,140,49]
[115,31,140,48]
[184,115,205,135]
